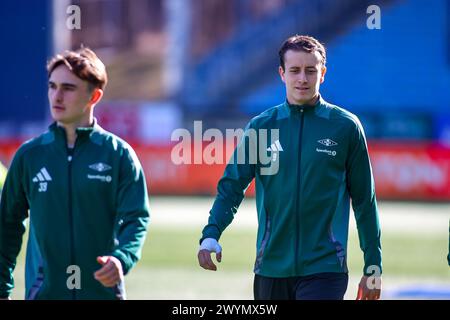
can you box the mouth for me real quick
[52,105,65,111]
[295,87,309,92]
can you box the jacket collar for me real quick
[48,118,101,146]
[280,94,326,118]
[287,94,323,109]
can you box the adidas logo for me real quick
[32,167,52,183]
[266,140,284,152]
[32,167,52,192]
[266,140,283,162]
[89,162,112,172]
[318,139,338,147]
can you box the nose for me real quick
[298,71,307,83]
[52,88,63,104]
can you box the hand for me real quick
[94,256,124,288]
[198,238,222,271]
[356,275,382,300]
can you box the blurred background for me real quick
[0,0,449,299]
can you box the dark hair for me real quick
[47,47,108,91]
[279,35,326,70]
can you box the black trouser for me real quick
[254,272,348,300]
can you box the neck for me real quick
[289,94,320,106]
[57,116,93,148]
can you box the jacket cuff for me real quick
[200,225,221,245]
[110,250,132,276]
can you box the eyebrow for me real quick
[288,66,318,70]
[48,81,78,89]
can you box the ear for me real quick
[279,66,286,83]
[320,66,327,84]
[89,88,103,105]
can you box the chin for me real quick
[52,116,70,124]
[51,115,63,122]
[299,94,317,104]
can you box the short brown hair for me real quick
[279,35,326,70]
[47,47,108,91]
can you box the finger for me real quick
[95,266,118,282]
[197,251,204,266]
[201,251,217,270]
[216,251,222,263]
[98,276,120,288]
[94,262,114,278]
[356,286,363,300]
[104,276,120,287]
[368,289,380,300]
[97,256,109,265]
[94,268,120,286]
[198,250,217,271]
[197,250,210,269]
[94,261,115,278]
[375,291,381,300]
[360,286,369,300]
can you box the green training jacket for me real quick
[0,121,150,299]
[0,161,6,194]
[201,96,382,278]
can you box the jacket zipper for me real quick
[67,147,76,300]
[295,108,305,273]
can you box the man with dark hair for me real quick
[198,35,382,300]
[0,48,150,300]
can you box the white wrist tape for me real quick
[199,238,222,253]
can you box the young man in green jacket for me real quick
[198,35,382,300]
[0,48,150,300]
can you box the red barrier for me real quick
[133,142,256,196]
[0,140,449,200]
[369,141,450,201]
[0,140,21,166]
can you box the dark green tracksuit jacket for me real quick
[0,121,150,299]
[201,96,382,278]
